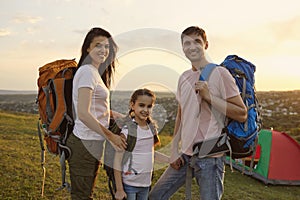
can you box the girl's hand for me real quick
[110,134,127,151]
[115,190,127,200]
[170,156,185,170]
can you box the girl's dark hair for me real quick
[129,88,156,125]
[76,27,118,89]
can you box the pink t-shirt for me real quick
[176,66,239,155]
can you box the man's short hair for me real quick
[181,26,207,43]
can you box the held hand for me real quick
[110,134,127,151]
[195,81,210,102]
[115,190,127,200]
[113,111,126,119]
[170,156,184,170]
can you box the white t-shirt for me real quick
[176,66,240,155]
[121,124,154,187]
[72,64,110,140]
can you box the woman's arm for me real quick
[110,110,126,119]
[77,87,127,150]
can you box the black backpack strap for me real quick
[122,118,158,175]
[122,118,138,174]
[148,121,160,145]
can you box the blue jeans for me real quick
[149,155,225,200]
[123,183,150,200]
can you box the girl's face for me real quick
[87,35,110,68]
[131,95,154,124]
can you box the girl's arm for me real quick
[154,151,169,163]
[113,148,127,200]
[77,87,127,150]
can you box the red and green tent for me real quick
[228,129,300,185]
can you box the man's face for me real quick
[182,34,207,63]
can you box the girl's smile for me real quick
[131,95,154,126]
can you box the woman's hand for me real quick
[110,133,127,151]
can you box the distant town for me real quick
[0,90,299,141]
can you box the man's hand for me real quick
[195,81,211,103]
[170,156,185,170]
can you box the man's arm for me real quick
[208,94,247,122]
[195,82,247,122]
[170,105,185,170]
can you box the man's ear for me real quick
[205,41,209,50]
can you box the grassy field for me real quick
[0,111,299,200]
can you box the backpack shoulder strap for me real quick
[199,63,218,81]
[121,117,138,174]
[125,117,138,152]
[148,121,160,145]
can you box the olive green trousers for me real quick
[67,133,104,200]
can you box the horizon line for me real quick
[1,89,300,95]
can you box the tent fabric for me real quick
[254,130,272,179]
[227,129,300,185]
[267,131,300,182]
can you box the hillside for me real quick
[0,111,299,199]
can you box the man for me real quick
[149,26,247,200]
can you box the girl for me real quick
[114,88,169,200]
[67,27,127,200]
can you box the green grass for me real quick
[0,111,299,200]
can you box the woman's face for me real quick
[87,35,110,68]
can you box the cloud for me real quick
[25,26,41,35]
[12,15,43,24]
[73,29,88,35]
[0,29,11,37]
[268,15,300,41]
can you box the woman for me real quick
[67,27,127,200]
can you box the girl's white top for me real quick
[122,125,154,187]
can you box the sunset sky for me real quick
[0,0,299,92]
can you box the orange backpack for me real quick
[36,59,77,196]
